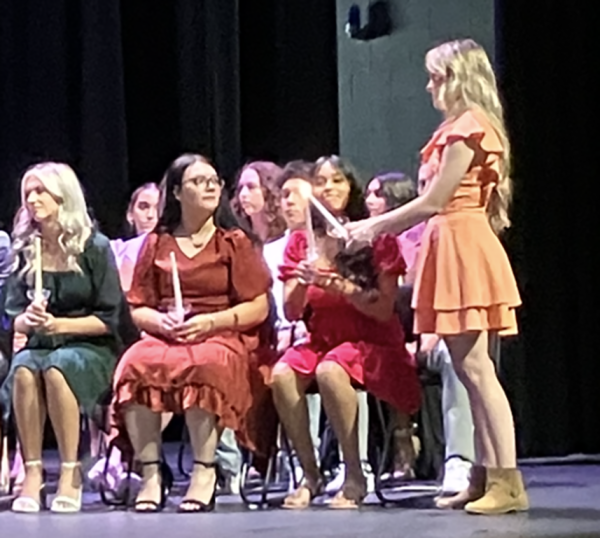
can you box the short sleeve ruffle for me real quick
[126,233,159,308]
[85,233,123,337]
[372,234,406,277]
[421,109,503,163]
[279,230,307,282]
[223,229,271,303]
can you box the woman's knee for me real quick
[271,362,299,390]
[43,367,70,389]
[315,361,348,389]
[13,366,39,390]
[454,351,496,391]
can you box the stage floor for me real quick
[2,453,600,538]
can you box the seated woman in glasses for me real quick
[110,153,275,513]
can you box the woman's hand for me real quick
[291,260,318,285]
[345,215,387,248]
[172,314,215,343]
[158,311,183,339]
[23,300,49,331]
[291,260,336,288]
[39,312,60,335]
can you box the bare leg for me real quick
[0,429,9,494]
[88,418,103,459]
[271,363,319,507]
[444,332,528,514]
[316,362,365,508]
[44,368,83,504]
[12,367,46,504]
[444,332,515,468]
[179,408,220,511]
[124,404,162,510]
[161,413,173,432]
[390,409,417,477]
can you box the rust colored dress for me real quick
[412,109,521,335]
[111,229,276,454]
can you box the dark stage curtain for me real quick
[120,0,241,196]
[0,0,128,236]
[496,1,597,457]
[239,0,339,163]
[0,0,242,236]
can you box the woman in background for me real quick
[233,161,286,244]
[87,182,161,494]
[111,182,160,291]
[364,172,420,481]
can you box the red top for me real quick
[278,231,420,414]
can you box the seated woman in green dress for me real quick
[0,162,123,514]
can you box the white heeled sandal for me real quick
[11,460,47,513]
[50,462,83,513]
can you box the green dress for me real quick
[0,231,123,422]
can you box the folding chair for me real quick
[373,284,443,505]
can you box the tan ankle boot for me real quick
[464,468,529,515]
[435,465,486,509]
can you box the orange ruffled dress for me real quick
[412,109,521,336]
[111,229,277,455]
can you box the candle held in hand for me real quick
[305,204,318,262]
[34,236,43,301]
[308,194,349,241]
[169,251,184,320]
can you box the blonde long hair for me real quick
[425,39,511,233]
[12,162,93,283]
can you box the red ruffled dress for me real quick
[277,231,421,415]
[412,109,521,335]
[111,229,277,454]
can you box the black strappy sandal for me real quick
[177,461,217,513]
[134,461,173,513]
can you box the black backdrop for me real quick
[0,0,596,457]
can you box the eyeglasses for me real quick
[183,175,224,188]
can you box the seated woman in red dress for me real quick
[111,153,274,513]
[271,160,421,510]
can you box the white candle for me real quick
[169,251,184,318]
[309,194,349,240]
[305,204,318,262]
[34,236,43,301]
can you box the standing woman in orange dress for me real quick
[347,39,527,515]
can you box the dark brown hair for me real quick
[314,155,367,222]
[276,160,316,189]
[370,172,416,211]
[232,161,286,242]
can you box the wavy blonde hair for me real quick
[426,39,511,233]
[12,162,93,283]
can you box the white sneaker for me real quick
[220,472,241,496]
[325,462,374,495]
[325,464,345,495]
[229,472,241,496]
[441,458,472,495]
